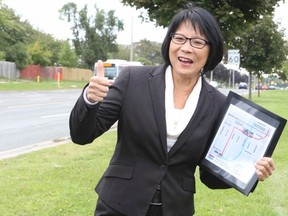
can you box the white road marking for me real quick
[40,113,69,118]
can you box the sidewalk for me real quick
[0,122,118,160]
[0,137,71,160]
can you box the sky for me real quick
[2,0,167,44]
[2,0,288,44]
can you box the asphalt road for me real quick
[0,89,82,154]
[0,88,247,159]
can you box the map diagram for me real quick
[206,104,276,184]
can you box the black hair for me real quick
[161,3,224,74]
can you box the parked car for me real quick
[268,85,278,90]
[261,85,268,90]
[238,82,248,89]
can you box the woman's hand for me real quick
[86,60,110,103]
[255,157,275,181]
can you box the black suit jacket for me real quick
[69,65,230,216]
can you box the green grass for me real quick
[0,132,116,216]
[0,79,87,90]
[195,90,288,216]
[0,90,287,215]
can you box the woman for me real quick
[69,3,274,216]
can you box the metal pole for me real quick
[248,71,252,100]
[232,69,235,88]
[210,70,213,81]
[130,16,133,61]
[228,69,231,88]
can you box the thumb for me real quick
[96,60,105,77]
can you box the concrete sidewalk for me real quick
[0,137,71,160]
[0,122,118,160]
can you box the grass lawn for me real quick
[0,79,87,90]
[0,90,287,215]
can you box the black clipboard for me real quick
[201,91,287,195]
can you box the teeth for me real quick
[179,57,192,63]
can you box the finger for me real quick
[255,157,275,181]
[97,60,105,78]
[86,76,109,103]
[255,169,264,181]
[87,87,108,102]
[257,157,275,172]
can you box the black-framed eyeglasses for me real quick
[170,33,209,49]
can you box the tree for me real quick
[58,40,78,68]
[59,3,124,69]
[122,0,287,98]
[26,40,53,66]
[133,39,162,65]
[108,39,163,66]
[235,16,286,97]
[280,60,288,81]
[279,42,288,81]
[121,0,281,46]
[205,63,229,83]
[108,44,130,60]
[0,3,32,68]
[5,43,29,69]
[0,4,27,48]
[0,1,85,69]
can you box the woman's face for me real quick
[169,21,210,80]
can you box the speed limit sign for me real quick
[228,49,240,66]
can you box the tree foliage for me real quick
[58,41,79,68]
[108,44,131,60]
[0,4,30,68]
[237,16,286,74]
[121,0,288,88]
[121,0,281,45]
[59,3,124,69]
[5,43,29,69]
[0,1,79,69]
[133,39,163,65]
[232,16,287,97]
[277,42,288,81]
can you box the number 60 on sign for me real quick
[228,49,240,66]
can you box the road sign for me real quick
[228,49,240,66]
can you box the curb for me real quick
[0,137,71,160]
[0,122,118,160]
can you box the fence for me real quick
[62,67,93,81]
[0,61,18,79]
[0,62,94,82]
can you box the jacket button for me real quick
[160,165,167,171]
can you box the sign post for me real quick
[228,49,240,88]
[228,49,240,66]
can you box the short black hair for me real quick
[161,3,224,74]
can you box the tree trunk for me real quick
[257,72,261,97]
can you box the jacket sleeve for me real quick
[69,67,130,145]
[69,85,102,145]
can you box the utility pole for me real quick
[130,16,134,61]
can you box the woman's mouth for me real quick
[178,57,193,64]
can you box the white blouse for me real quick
[165,66,202,152]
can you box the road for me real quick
[0,88,248,159]
[0,89,82,154]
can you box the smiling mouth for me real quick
[178,57,193,64]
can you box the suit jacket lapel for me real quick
[148,65,168,156]
[168,78,213,157]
